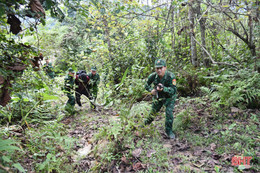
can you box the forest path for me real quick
[60,99,243,173]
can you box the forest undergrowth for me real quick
[1,69,260,173]
[1,0,260,172]
[1,84,259,172]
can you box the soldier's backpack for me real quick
[77,70,89,83]
[76,70,86,75]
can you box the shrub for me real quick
[201,69,260,109]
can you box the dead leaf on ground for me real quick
[212,153,221,160]
[121,156,129,164]
[222,153,232,162]
[135,131,140,137]
[212,129,219,134]
[62,119,71,125]
[193,149,208,156]
[231,107,241,113]
[210,143,217,151]
[77,144,92,157]
[179,144,190,151]
[163,144,172,149]
[172,141,189,151]
[132,148,142,158]
[208,158,220,166]
[125,166,133,172]
[192,161,205,168]
[172,158,181,165]
[133,162,146,171]
[119,164,126,172]
[147,149,156,157]
[124,144,131,149]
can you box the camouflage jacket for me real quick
[87,72,100,88]
[145,70,177,98]
[64,75,74,92]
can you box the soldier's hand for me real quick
[151,89,157,95]
[157,83,164,92]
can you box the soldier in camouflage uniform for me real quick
[64,68,75,114]
[144,59,177,139]
[43,58,55,78]
[87,66,100,109]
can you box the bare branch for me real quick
[163,0,174,31]
[226,27,248,44]
[194,6,210,27]
[122,3,168,28]
[121,13,166,20]
[192,35,238,68]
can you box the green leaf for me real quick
[0,139,21,152]
[45,0,53,10]
[46,153,52,160]
[0,145,21,151]
[56,7,65,21]
[11,97,20,102]
[42,93,59,100]
[238,165,246,170]
[114,9,120,14]
[38,161,46,170]
[40,18,46,26]
[100,8,106,15]
[13,163,26,173]
[228,123,236,130]
[172,1,177,5]
[115,67,129,90]
[0,4,5,17]
[2,156,12,163]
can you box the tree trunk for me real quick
[170,1,177,61]
[249,16,256,57]
[197,1,209,67]
[188,1,198,67]
[171,7,175,50]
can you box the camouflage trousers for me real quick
[145,97,176,134]
[90,86,98,109]
[65,92,75,114]
[91,86,98,100]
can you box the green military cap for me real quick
[155,59,166,67]
[68,68,75,73]
[91,66,97,71]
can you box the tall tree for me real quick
[188,0,198,67]
[197,0,209,67]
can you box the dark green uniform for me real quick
[145,70,177,137]
[87,72,100,100]
[64,74,75,113]
[43,62,55,78]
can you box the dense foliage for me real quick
[0,0,259,172]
